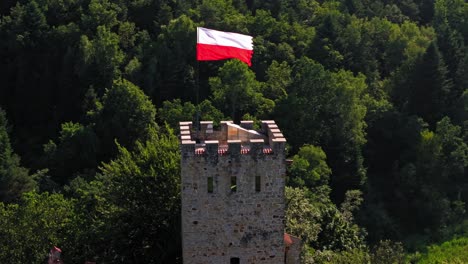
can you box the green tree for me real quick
[286,186,367,262]
[288,145,332,189]
[264,60,291,101]
[413,236,468,264]
[0,109,36,203]
[77,25,125,90]
[407,42,452,127]
[42,122,98,185]
[433,0,465,34]
[81,126,181,263]
[150,15,196,102]
[434,117,468,204]
[5,1,48,48]
[367,116,468,238]
[157,99,225,130]
[194,0,246,30]
[285,187,321,245]
[0,192,79,263]
[276,57,367,201]
[340,189,364,223]
[158,99,197,129]
[370,240,406,264]
[434,22,466,114]
[210,60,271,122]
[0,0,62,169]
[93,79,157,160]
[81,0,120,32]
[452,89,468,124]
[416,0,434,24]
[309,10,345,70]
[196,99,226,126]
[312,248,370,264]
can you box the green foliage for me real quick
[0,108,36,203]
[404,117,468,232]
[264,60,291,100]
[94,78,157,159]
[288,145,332,189]
[407,42,452,126]
[158,99,197,129]
[277,57,367,201]
[0,191,79,263]
[453,89,468,123]
[158,99,225,129]
[42,122,98,185]
[286,185,367,263]
[340,190,364,223]
[78,25,125,89]
[285,187,321,245]
[1,0,468,261]
[362,113,468,243]
[432,0,468,121]
[317,205,365,251]
[81,0,120,31]
[210,60,271,121]
[311,248,370,264]
[371,240,406,264]
[194,0,246,31]
[2,1,48,48]
[69,126,182,263]
[197,99,226,126]
[414,236,468,264]
[151,15,197,101]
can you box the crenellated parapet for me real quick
[180,119,287,264]
[179,120,286,158]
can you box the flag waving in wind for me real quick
[197,27,253,66]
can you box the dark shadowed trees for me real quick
[0,109,36,203]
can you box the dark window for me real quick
[230,257,240,264]
[207,177,213,193]
[255,176,261,192]
[230,176,237,192]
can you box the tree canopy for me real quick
[1,0,468,262]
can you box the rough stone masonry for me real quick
[180,120,287,264]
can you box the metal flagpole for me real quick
[195,27,201,133]
[196,61,200,132]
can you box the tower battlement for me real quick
[180,120,286,158]
[180,120,287,264]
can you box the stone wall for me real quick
[180,120,287,264]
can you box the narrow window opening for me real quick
[230,257,240,264]
[207,177,213,193]
[255,176,261,192]
[230,176,237,192]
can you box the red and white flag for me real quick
[197,27,253,66]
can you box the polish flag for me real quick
[197,27,253,66]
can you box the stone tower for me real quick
[179,120,287,264]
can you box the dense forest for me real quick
[1,0,468,263]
